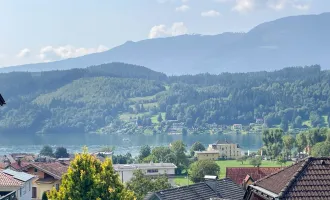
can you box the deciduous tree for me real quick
[190,142,206,157]
[48,147,135,200]
[189,160,220,183]
[40,145,54,157]
[126,170,171,200]
[54,147,69,158]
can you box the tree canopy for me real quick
[48,147,136,200]
[40,145,54,157]
[189,160,220,183]
[126,170,171,200]
[190,142,206,157]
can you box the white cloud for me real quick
[232,0,256,13]
[16,48,31,58]
[38,45,109,62]
[292,3,309,10]
[201,10,221,17]
[149,25,168,39]
[148,22,188,39]
[171,22,188,36]
[232,0,311,12]
[175,5,190,12]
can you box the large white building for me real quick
[0,169,34,200]
[113,163,177,185]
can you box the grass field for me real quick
[151,112,166,124]
[174,160,293,186]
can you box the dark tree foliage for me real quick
[112,153,134,164]
[40,145,54,157]
[54,147,70,158]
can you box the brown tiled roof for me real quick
[254,157,330,199]
[10,162,31,171]
[226,167,282,185]
[23,162,68,179]
[0,171,23,187]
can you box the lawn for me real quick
[174,159,292,186]
[151,112,166,124]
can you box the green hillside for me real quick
[0,64,330,134]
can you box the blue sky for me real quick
[0,0,329,67]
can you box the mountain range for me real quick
[1,12,330,75]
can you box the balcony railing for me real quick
[0,191,17,200]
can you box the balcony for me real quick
[0,191,17,200]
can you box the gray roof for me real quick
[113,163,177,170]
[3,169,35,182]
[147,178,245,200]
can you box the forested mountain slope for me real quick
[1,13,330,74]
[0,64,329,134]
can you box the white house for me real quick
[0,169,34,200]
[113,163,177,185]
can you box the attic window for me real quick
[34,168,38,173]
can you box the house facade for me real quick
[194,151,219,161]
[22,162,68,200]
[113,163,177,185]
[207,140,242,159]
[0,169,34,200]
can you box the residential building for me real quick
[255,119,264,124]
[194,151,219,161]
[0,169,34,200]
[145,178,245,200]
[21,162,68,200]
[113,163,177,185]
[232,124,243,131]
[207,140,242,159]
[244,157,330,200]
[226,167,282,187]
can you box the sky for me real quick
[0,0,329,67]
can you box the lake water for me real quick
[0,133,263,156]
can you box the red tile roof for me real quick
[253,157,330,199]
[0,171,23,187]
[23,162,68,180]
[226,167,282,185]
[9,162,31,171]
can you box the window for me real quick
[56,184,60,191]
[32,187,37,198]
[20,188,22,197]
[147,169,158,173]
[29,181,31,191]
[34,168,38,173]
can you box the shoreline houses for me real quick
[195,139,242,161]
[0,169,34,200]
[113,163,177,185]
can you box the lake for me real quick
[0,133,263,156]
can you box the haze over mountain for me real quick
[1,13,330,75]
